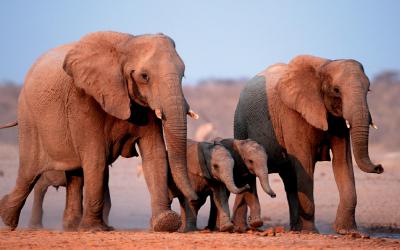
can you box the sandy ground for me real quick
[0,143,399,249]
[1,230,400,250]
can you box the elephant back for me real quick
[234,71,289,171]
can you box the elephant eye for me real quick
[213,164,219,169]
[248,159,254,164]
[333,87,340,94]
[141,73,150,83]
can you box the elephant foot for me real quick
[299,222,319,234]
[334,221,368,238]
[0,195,19,230]
[333,215,357,234]
[233,216,248,233]
[293,227,319,234]
[151,210,181,232]
[336,228,370,238]
[78,218,113,232]
[300,229,319,234]
[232,217,248,233]
[63,215,82,231]
[248,216,263,229]
[291,218,318,233]
[219,221,234,232]
[233,224,248,233]
[28,222,43,230]
[179,224,198,233]
[204,225,217,231]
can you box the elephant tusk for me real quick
[345,120,350,129]
[155,109,163,120]
[370,123,378,130]
[188,109,199,120]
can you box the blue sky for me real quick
[0,0,399,84]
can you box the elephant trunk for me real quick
[161,76,198,201]
[219,164,249,194]
[223,177,250,194]
[348,108,383,174]
[254,168,276,198]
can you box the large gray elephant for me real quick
[0,31,199,232]
[233,55,383,234]
[168,139,250,232]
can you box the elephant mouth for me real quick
[127,100,150,126]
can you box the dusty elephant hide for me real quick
[233,55,383,234]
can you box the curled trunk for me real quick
[349,110,383,174]
[223,177,250,194]
[255,169,276,198]
[217,162,249,194]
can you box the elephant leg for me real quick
[63,169,83,231]
[211,186,233,232]
[138,130,181,232]
[178,197,188,231]
[78,158,111,232]
[279,166,300,231]
[289,153,317,232]
[0,167,40,230]
[232,193,248,232]
[206,197,218,230]
[331,135,357,234]
[178,197,198,232]
[0,126,42,230]
[102,177,111,225]
[243,178,263,229]
[29,175,49,229]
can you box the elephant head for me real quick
[200,142,249,194]
[63,31,198,200]
[277,55,383,174]
[232,139,276,198]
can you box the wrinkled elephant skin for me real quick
[0,31,197,232]
[233,55,382,234]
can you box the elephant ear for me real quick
[277,55,329,131]
[189,142,212,180]
[63,32,132,120]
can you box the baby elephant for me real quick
[208,138,276,232]
[28,170,111,229]
[168,139,250,232]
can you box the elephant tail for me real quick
[0,121,18,129]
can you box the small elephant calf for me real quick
[208,138,276,232]
[168,139,250,232]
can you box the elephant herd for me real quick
[0,31,383,235]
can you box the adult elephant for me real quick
[0,31,198,232]
[233,55,383,234]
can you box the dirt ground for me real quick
[1,230,400,250]
[0,143,399,249]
